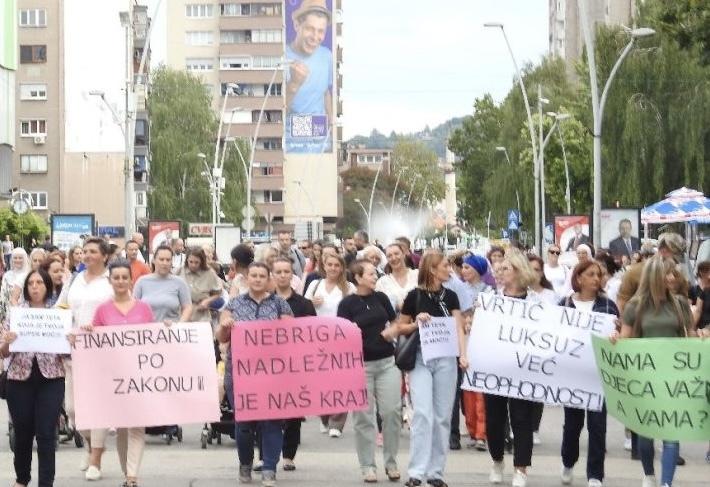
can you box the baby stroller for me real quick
[8,406,84,452]
[145,424,183,445]
[200,395,235,448]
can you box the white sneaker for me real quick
[512,469,527,487]
[561,466,573,485]
[532,431,541,445]
[624,437,632,451]
[328,428,341,438]
[319,423,328,434]
[79,453,90,472]
[588,479,603,487]
[489,462,504,484]
[641,476,656,487]
[85,465,102,481]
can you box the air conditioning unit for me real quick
[33,135,46,145]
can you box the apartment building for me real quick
[549,0,635,76]
[0,1,17,191]
[9,0,149,238]
[165,0,344,237]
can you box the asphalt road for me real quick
[0,404,708,486]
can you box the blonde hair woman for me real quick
[613,256,697,487]
[395,249,468,487]
[485,249,538,487]
[304,252,355,437]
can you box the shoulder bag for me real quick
[394,289,421,372]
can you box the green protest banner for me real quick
[591,335,710,441]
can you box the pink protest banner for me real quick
[231,316,368,421]
[71,322,220,429]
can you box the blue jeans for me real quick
[226,380,284,472]
[638,436,679,485]
[561,405,606,481]
[6,361,65,487]
[407,350,457,481]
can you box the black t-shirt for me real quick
[401,287,460,319]
[689,285,710,329]
[337,291,397,361]
[286,292,317,318]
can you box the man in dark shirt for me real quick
[272,257,316,470]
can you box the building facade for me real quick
[549,0,635,76]
[165,0,344,237]
[9,0,149,238]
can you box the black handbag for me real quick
[394,289,422,372]
[0,370,8,400]
[394,329,419,371]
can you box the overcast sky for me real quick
[145,0,549,138]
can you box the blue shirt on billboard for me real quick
[285,44,333,153]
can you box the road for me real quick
[0,404,708,486]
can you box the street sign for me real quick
[240,219,255,231]
[501,230,509,239]
[241,205,256,218]
[507,209,519,231]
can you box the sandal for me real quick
[426,479,448,487]
[404,479,422,487]
[283,459,296,471]
[386,468,401,481]
[363,470,377,483]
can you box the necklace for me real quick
[357,293,371,310]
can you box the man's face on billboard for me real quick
[293,12,328,56]
[619,221,632,238]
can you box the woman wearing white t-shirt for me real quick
[375,243,418,312]
[544,244,571,299]
[304,253,355,437]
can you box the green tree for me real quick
[390,137,446,209]
[148,67,249,225]
[0,209,49,248]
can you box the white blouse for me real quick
[304,279,355,317]
[375,269,419,311]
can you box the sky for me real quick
[144,0,549,139]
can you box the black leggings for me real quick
[484,394,534,467]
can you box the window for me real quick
[20,83,47,100]
[267,83,282,96]
[20,45,47,63]
[186,58,213,71]
[252,110,282,123]
[19,9,47,27]
[220,3,250,16]
[185,4,213,18]
[254,3,282,16]
[20,119,47,136]
[220,30,249,44]
[220,56,250,70]
[251,30,281,43]
[259,164,282,176]
[20,154,48,173]
[252,56,281,69]
[135,120,149,146]
[29,192,48,209]
[135,191,147,207]
[185,31,213,46]
[263,190,283,203]
[261,138,282,150]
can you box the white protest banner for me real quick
[420,317,458,364]
[9,307,73,354]
[71,322,220,429]
[463,294,616,411]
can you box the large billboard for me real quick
[284,0,334,154]
[51,214,96,252]
[148,221,180,256]
[283,0,338,226]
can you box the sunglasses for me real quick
[548,250,561,255]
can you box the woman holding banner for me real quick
[613,256,696,487]
[1,269,66,487]
[484,249,537,487]
[83,259,154,487]
[395,249,468,487]
[57,236,113,481]
[217,261,293,487]
[338,259,401,483]
[558,260,619,487]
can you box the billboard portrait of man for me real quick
[608,218,641,261]
[285,0,334,154]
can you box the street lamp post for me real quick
[578,0,655,246]
[546,113,571,214]
[484,22,539,250]
[494,146,521,226]
[246,62,291,239]
[212,83,239,229]
[390,166,409,214]
[537,112,570,243]
[353,198,369,232]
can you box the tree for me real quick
[148,67,249,225]
[0,209,49,248]
[390,137,446,209]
